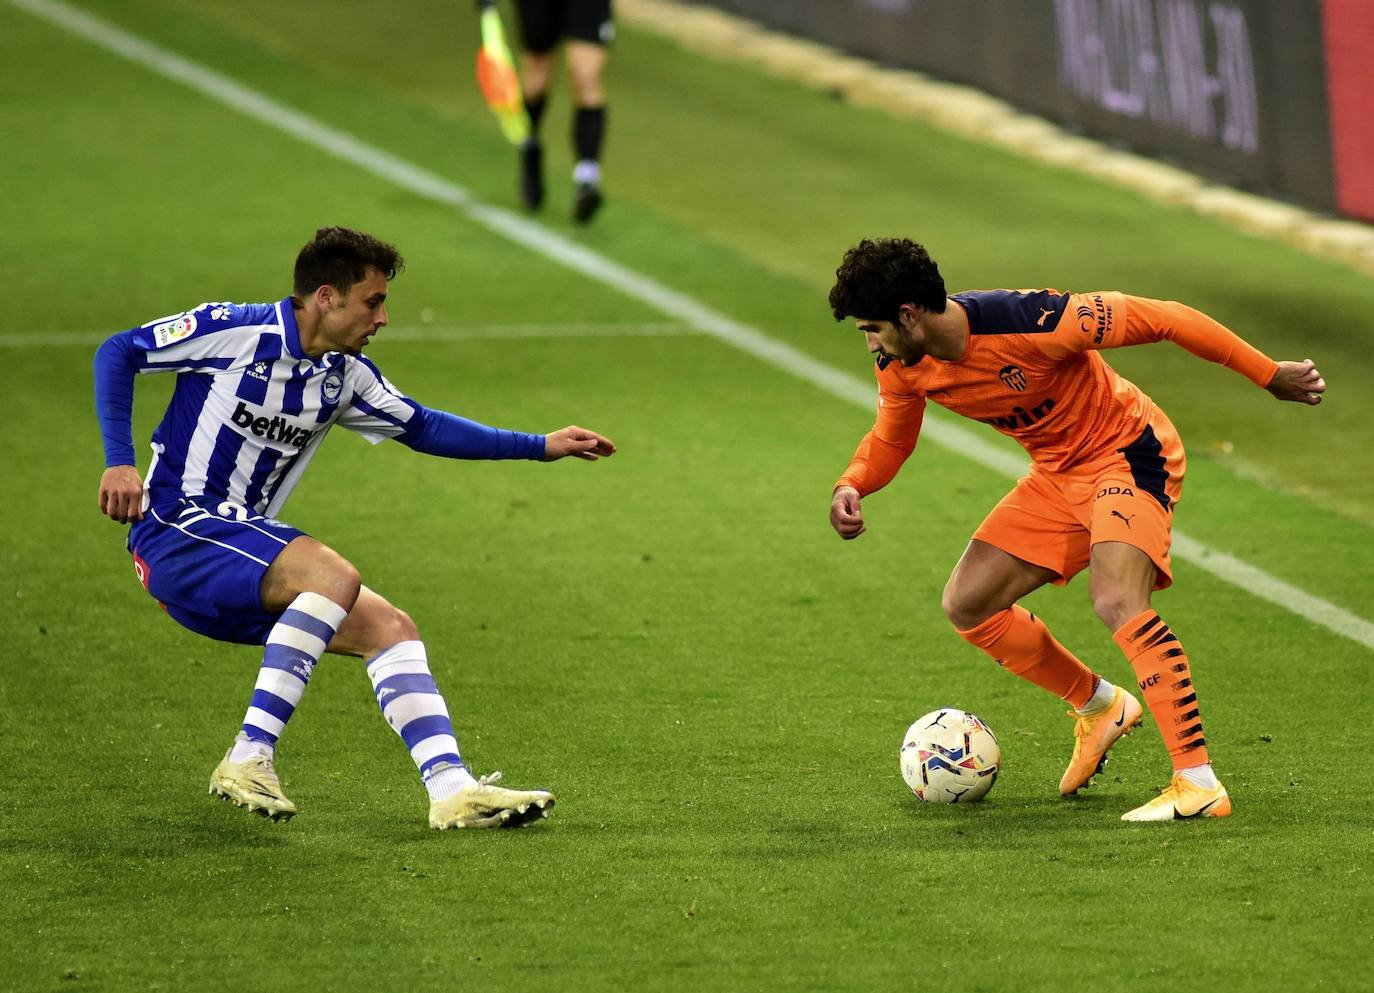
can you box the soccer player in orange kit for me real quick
[827,238,1326,821]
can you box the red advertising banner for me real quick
[1323,0,1374,221]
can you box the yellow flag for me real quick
[476,6,529,146]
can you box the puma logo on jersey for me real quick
[1037,307,1056,326]
[979,397,1056,431]
[1111,510,1136,528]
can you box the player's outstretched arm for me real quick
[99,465,145,524]
[830,485,866,540]
[543,425,616,461]
[1266,358,1326,405]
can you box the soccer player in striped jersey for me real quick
[827,238,1326,821]
[94,226,615,829]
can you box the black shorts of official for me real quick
[515,0,614,54]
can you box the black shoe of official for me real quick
[572,182,603,224]
[520,141,544,210]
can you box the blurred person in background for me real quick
[510,0,613,223]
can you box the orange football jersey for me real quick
[837,290,1277,494]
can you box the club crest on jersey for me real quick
[998,364,1028,391]
[321,368,344,405]
[151,314,197,348]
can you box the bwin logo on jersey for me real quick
[979,397,1057,431]
[231,401,315,447]
[321,368,344,405]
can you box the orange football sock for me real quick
[958,605,1098,708]
[1114,609,1210,771]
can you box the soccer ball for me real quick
[900,708,1001,803]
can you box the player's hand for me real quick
[831,485,866,540]
[543,425,616,461]
[1267,359,1326,405]
[99,465,145,524]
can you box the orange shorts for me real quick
[972,419,1186,590]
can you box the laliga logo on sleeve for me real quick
[151,313,197,348]
[321,368,344,405]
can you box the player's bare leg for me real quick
[566,40,607,223]
[210,537,359,820]
[944,540,1139,794]
[519,50,556,209]
[1086,540,1157,633]
[326,586,419,658]
[1092,542,1230,820]
[942,540,1057,631]
[945,542,1095,711]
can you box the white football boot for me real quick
[428,769,554,830]
[209,742,297,821]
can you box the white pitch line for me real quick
[0,322,697,348]
[11,0,1373,651]
[384,321,695,341]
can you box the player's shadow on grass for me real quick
[162,805,301,851]
[25,804,299,869]
[881,792,1140,847]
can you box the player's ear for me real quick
[897,303,920,328]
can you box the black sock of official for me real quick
[573,105,605,164]
[525,94,547,136]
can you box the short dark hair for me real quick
[293,227,403,296]
[829,238,946,322]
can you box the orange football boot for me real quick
[1059,686,1143,795]
[1121,773,1232,821]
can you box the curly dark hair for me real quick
[829,238,946,322]
[293,227,404,296]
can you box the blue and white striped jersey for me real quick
[106,298,424,517]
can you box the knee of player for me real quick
[1090,587,1147,631]
[570,78,605,105]
[363,607,419,653]
[389,607,419,643]
[941,581,981,631]
[320,559,362,609]
[567,61,606,103]
[521,52,555,92]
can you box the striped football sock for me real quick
[958,605,1099,709]
[1113,609,1211,771]
[366,641,475,801]
[230,591,348,761]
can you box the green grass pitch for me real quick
[1,1,1372,990]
